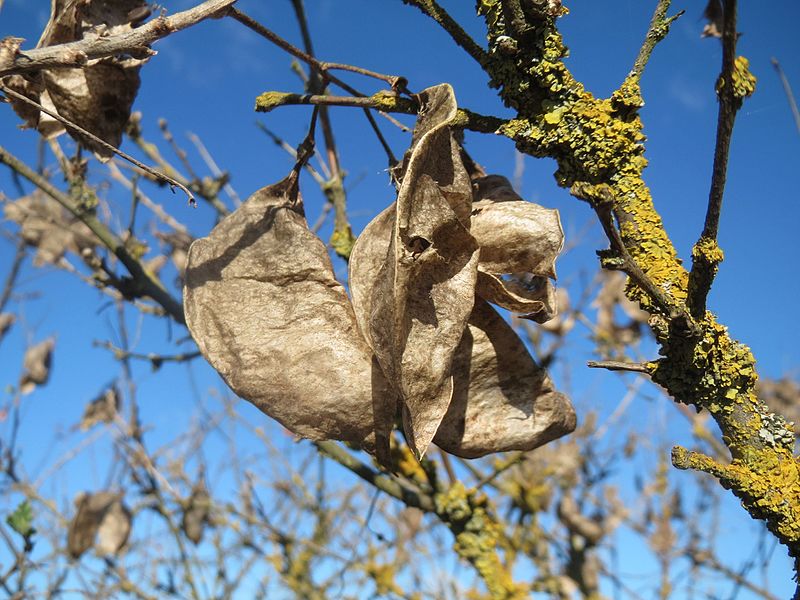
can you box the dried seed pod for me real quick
[68,492,130,559]
[184,174,394,453]
[182,482,212,545]
[20,337,55,395]
[433,299,575,458]
[0,313,15,342]
[4,191,95,267]
[79,387,120,430]
[368,84,479,458]
[5,0,150,160]
[470,175,563,322]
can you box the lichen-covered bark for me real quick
[477,0,800,559]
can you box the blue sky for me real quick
[1,0,799,597]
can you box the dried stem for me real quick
[586,360,651,374]
[93,340,201,365]
[771,58,800,135]
[314,441,435,512]
[255,91,505,134]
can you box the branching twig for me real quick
[0,85,196,206]
[0,144,185,324]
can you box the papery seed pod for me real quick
[67,492,129,559]
[20,337,55,395]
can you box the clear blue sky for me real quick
[1,1,798,597]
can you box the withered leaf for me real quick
[433,299,575,458]
[4,0,150,160]
[184,174,393,453]
[68,491,130,559]
[20,337,55,395]
[702,0,723,38]
[182,481,212,545]
[4,191,95,266]
[79,386,120,430]
[368,84,479,458]
[95,498,131,555]
[470,175,563,322]
[0,313,15,342]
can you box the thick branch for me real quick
[0,0,237,77]
[314,441,435,512]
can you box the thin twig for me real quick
[629,1,683,81]
[402,0,489,67]
[1,85,196,206]
[687,0,741,318]
[771,57,800,135]
[0,238,25,315]
[93,339,201,365]
[314,441,435,513]
[586,360,651,374]
[186,132,242,206]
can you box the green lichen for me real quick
[436,483,527,599]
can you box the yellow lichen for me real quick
[254,91,295,113]
[435,482,527,599]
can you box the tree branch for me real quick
[687,0,749,318]
[254,90,506,134]
[402,0,489,67]
[0,0,238,77]
[0,144,185,324]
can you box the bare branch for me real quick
[0,0,238,77]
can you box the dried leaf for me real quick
[79,386,119,430]
[184,174,393,453]
[20,337,55,395]
[0,312,15,342]
[5,0,150,159]
[4,191,95,266]
[182,482,211,545]
[68,491,129,558]
[702,0,723,38]
[433,299,575,458]
[368,84,479,458]
[95,498,131,555]
[470,175,563,322]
